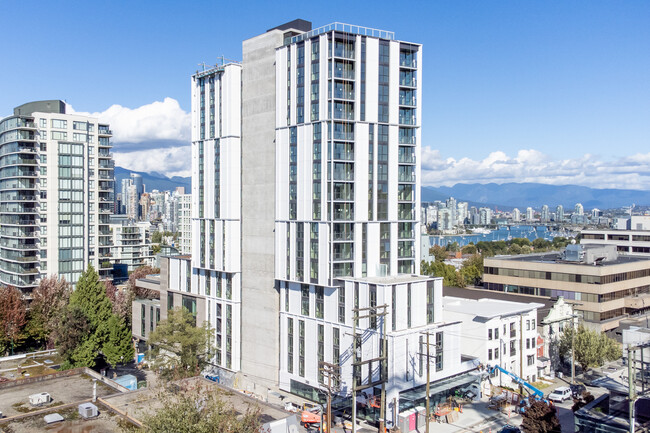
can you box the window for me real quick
[298,320,305,377]
[526,339,530,349]
[285,285,290,312]
[488,329,493,340]
[510,340,516,356]
[318,324,324,383]
[51,131,67,140]
[526,320,530,331]
[338,287,345,323]
[51,119,67,129]
[488,349,493,361]
[495,348,499,359]
[141,304,146,337]
[287,318,294,374]
[316,286,324,319]
[527,355,535,366]
[495,327,499,339]
[531,320,536,329]
[426,280,435,324]
[301,284,310,316]
[435,332,443,371]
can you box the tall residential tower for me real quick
[161,22,479,422]
[0,100,114,291]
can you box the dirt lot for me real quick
[0,375,115,418]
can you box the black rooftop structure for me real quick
[14,100,66,116]
[267,19,312,33]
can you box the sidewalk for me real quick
[424,399,523,433]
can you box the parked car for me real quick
[548,386,572,402]
[570,383,586,398]
[498,425,521,433]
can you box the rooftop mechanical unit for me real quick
[29,392,51,406]
[78,402,99,419]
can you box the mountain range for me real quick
[423,183,650,210]
[114,166,191,195]
[114,167,648,210]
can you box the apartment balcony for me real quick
[0,273,37,289]
[0,203,38,214]
[0,167,38,179]
[98,152,113,159]
[0,227,38,238]
[0,144,37,157]
[398,210,414,221]
[0,156,38,167]
[399,55,417,69]
[0,215,37,226]
[98,127,113,136]
[399,114,417,126]
[0,252,39,263]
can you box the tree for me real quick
[128,265,161,300]
[133,383,260,433]
[27,275,72,348]
[0,286,27,355]
[558,324,621,372]
[105,280,134,324]
[69,265,113,328]
[151,231,163,244]
[460,254,484,286]
[461,244,477,255]
[521,400,561,433]
[102,315,135,367]
[429,245,448,263]
[421,261,466,288]
[54,305,90,365]
[148,308,215,381]
[62,265,134,368]
[446,242,460,253]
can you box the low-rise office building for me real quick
[483,244,650,332]
[582,228,650,256]
[443,297,542,385]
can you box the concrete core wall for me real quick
[240,30,284,385]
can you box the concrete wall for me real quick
[240,29,285,385]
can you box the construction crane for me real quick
[487,365,544,399]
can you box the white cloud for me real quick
[70,98,192,178]
[422,147,650,190]
[70,97,190,149]
[113,146,191,178]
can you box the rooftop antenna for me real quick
[198,62,207,72]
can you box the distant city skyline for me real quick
[1,1,648,188]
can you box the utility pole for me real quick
[351,305,388,433]
[418,331,437,433]
[628,346,636,433]
[571,314,576,385]
[320,361,341,433]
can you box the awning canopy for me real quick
[399,372,482,402]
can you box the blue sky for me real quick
[2,1,649,188]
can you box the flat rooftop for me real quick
[488,252,650,266]
[338,274,437,285]
[443,286,556,324]
[443,296,544,319]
